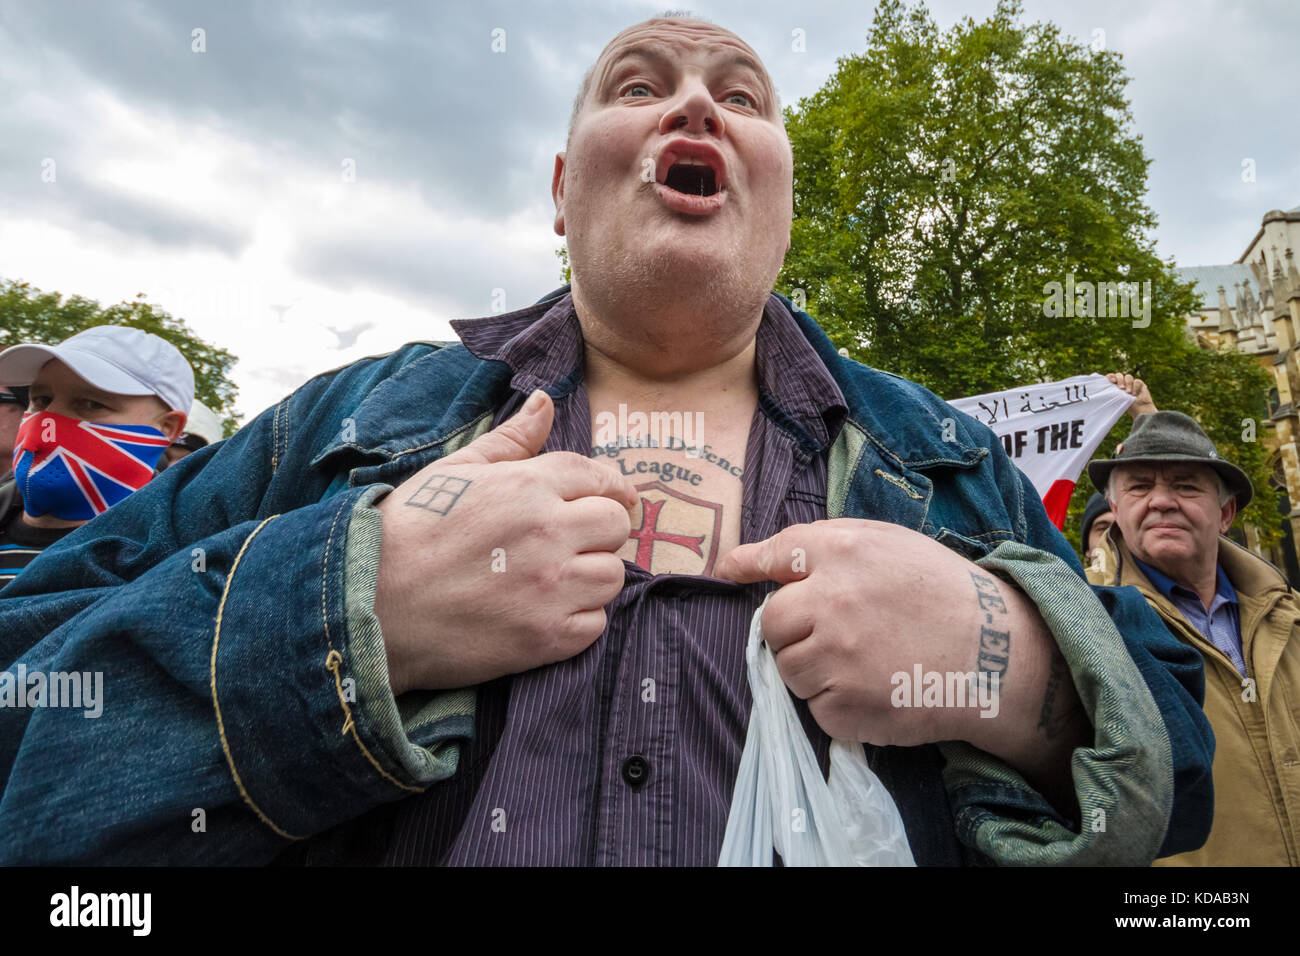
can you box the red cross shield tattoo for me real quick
[621,481,723,575]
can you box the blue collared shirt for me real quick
[1134,555,1246,675]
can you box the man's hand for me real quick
[375,390,638,695]
[713,519,1089,808]
[1104,372,1157,419]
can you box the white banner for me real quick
[949,374,1133,529]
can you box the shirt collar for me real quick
[1133,555,1237,607]
[450,292,848,456]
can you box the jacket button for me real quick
[622,754,650,788]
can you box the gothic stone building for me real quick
[1176,205,1300,584]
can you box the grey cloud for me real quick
[73,180,248,254]
[3,0,1297,293]
[0,160,250,255]
[291,229,563,318]
[1,0,634,221]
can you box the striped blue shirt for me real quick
[1134,556,1246,675]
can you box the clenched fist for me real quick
[713,519,993,747]
[375,390,638,694]
[713,517,1088,794]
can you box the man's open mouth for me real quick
[663,161,719,197]
[654,140,728,203]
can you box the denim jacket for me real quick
[0,289,1212,865]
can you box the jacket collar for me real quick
[307,311,529,474]
[451,291,851,460]
[1133,554,1237,608]
[1103,528,1290,606]
[1100,527,1294,684]
[312,288,986,474]
[775,294,985,468]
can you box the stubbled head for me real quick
[565,13,784,149]
[553,15,793,338]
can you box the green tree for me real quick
[557,245,572,284]
[0,278,242,436]
[779,0,1278,545]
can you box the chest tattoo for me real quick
[590,435,744,481]
[618,480,725,575]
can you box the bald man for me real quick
[0,16,1210,866]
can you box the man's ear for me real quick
[158,409,187,443]
[552,152,567,237]
[1220,495,1238,534]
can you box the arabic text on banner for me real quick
[948,374,1134,530]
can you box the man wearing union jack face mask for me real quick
[0,325,193,588]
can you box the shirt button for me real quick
[622,754,650,788]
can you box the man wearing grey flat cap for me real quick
[1086,410,1300,865]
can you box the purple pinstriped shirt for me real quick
[381,293,848,866]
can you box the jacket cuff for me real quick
[939,541,1174,865]
[210,485,472,841]
[342,484,477,769]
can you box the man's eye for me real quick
[725,92,754,107]
[623,84,652,98]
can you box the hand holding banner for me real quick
[949,373,1134,529]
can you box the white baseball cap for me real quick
[0,325,195,413]
[177,399,224,446]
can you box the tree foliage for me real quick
[0,278,242,437]
[557,245,572,284]
[779,0,1278,546]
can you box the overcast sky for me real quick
[1,0,1296,420]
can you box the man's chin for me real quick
[573,235,783,323]
[603,246,743,293]
[1135,537,1194,568]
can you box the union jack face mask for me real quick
[11,410,171,521]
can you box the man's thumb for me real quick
[714,540,775,585]
[441,389,554,466]
[714,532,807,585]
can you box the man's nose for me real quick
[659,77,725,137]
[1147,481,1179,510]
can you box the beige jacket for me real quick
[1087,531,1300,865]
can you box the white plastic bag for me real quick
[719,594,916,866]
